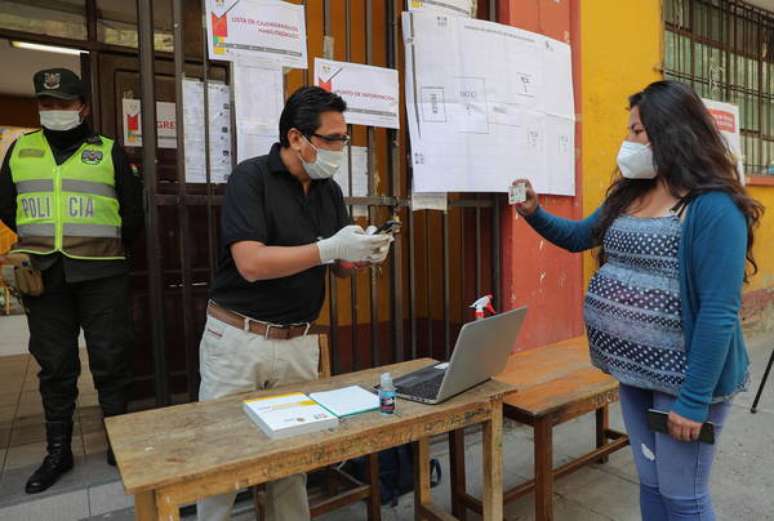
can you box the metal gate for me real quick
[0,0,503,407]
[132,0,504,406]
[664,0,774,176]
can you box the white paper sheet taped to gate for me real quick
[182,79,232,184]
[314,58,400,129]
[402,12,576,195]
[205,0,307,69]
[233,61,284,162]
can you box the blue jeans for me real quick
[618,384,732,521]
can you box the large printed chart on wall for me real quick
[403,12,576,195]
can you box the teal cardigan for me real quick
[525,191,750,422]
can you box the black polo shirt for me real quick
[210,143,351,324]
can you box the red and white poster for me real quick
[703,98,745,181]
[121,99,177,149]
[314,58,400,129]
[206,0,307,69]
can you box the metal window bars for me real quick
[664,0,774,176]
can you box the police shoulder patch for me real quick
[81,149,104,165]
[18,148,45,158]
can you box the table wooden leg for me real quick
[449,428,467,520]
[534,416,553,521]
[366,452,382,521]
[413,437,432,521]
[134,491,158,521]
[155,492,181,521]
[596,406,610,464]
[482,403,503,521]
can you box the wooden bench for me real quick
[449,336,630,521]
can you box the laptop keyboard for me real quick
[397,371,445,400]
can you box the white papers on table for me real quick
[121,99,177,149]
[234,61,284,162]
[409,0,475,17]
[402,12,576,196]
[182,79,233,184]
[314,58,400,129]
[205,0,308,69]
[703,98,745,182]
[309,386,380,418]
[335,146,369,218]
[243,392,338,439]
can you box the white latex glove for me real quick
[366,234,394,264]
[317,225,391,264]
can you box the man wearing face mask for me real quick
[196,86,391,521]
[0,68,143,493]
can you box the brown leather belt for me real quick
[207,302,326,340]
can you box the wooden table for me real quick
[106,359,514,521]
[449,337,630,521]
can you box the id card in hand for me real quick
[509,182,526,205]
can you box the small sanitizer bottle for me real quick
[379,372,396,415]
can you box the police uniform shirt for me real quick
[210,143,351,325]
[0,123,144,282]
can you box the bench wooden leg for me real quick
[413,438,432,521]
[366,453,381,521]
[449,428,467,520]
[534,416,553,521]
[596,406,610,464]
[482,403,503,521]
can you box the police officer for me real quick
[0,68,143,493]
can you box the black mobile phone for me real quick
[647,409,715,444]
[375,220,401,235]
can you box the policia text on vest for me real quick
[11,130,125,261]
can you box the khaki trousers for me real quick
[196,315,320,521]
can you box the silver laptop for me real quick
[393,307,527,404]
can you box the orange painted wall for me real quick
[499,0,585,351]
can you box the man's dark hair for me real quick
[279,86,347,147]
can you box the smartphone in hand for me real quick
[374,220,401,235]
[646,409,715,444]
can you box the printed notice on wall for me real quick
[411,190,448,212]
[703,98,745,182]
[182,79,233,184]
[206,0,307,69]
[234,61,284,162]
[334,146,369,218]
[314,58,400,129]
[402,12,576,195]
[121,99,177,149]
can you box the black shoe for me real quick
[25,421,75,494]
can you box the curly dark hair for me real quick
[592,80,763,282]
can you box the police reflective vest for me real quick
[9,130,125,260]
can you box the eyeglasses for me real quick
[310,133,351,145]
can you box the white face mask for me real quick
[300,136,345,180]
[39,109,82,132]
[617,141,657,179]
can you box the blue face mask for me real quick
[617,141,657,179]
